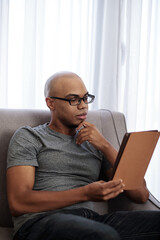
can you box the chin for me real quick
[67,119,84,129]
[69,121,82,129]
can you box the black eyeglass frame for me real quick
[49,93,95,106]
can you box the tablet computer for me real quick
[111,130,160,190]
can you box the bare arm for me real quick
[76,121,149,203]
[124,180,149,203]
[7,165,124,216]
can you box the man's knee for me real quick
[61,214,120,240]
[46,212,120,240]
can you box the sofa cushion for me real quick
[0,227,13,240]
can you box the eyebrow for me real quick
[65,92,89,98]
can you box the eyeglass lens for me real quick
[70,95,94,105]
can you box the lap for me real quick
[14,208,160,240]
[14,208,119,240]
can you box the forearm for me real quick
[9,180,125,217]
[9,186,87,216]
[100,138,118,167]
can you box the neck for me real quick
[48,122,76,136]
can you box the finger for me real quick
[77,127,89,136]
[102,182,125,196]
[101,179,123,188]
[77,121,89,131]
[99,180,106,183]
[101,181,124,197]
[102,188,124,201]
[77,129,89,140]
[94,180,124,199]
[76,134,90,144]
[76,129,90,144]
[100,180,124,191]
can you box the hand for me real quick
[84,179,125,201]
[76,121,107,151]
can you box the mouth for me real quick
[76,112,87,120]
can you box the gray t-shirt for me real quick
[7,123,110,235]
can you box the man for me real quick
[7,71,160,240]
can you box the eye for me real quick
[70,97,78,101]
[70,97,79,104]
[84,95,88,100]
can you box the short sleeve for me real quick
[7,127,40,168]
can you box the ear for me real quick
[45,97,55,111]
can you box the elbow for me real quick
[125,187,149,204]
[139,192,149,204]
[7,194,26,216]
[10,208,22,217]
[132,190,149,204]
[138,188,149,204]
[135,196,148,204]
[8,200,24,216]
[127,195,148,204]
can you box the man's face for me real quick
[52,75,88,129]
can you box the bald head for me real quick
[44,71,86,98]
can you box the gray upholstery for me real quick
[0,108,159,240]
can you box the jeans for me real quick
[14,208,160,240]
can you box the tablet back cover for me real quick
[112,131,159,190]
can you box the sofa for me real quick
[0,108,159,240]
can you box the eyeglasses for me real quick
[49,94,95,106]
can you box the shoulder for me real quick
[10,124,48,148]
[7,125,44,168]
